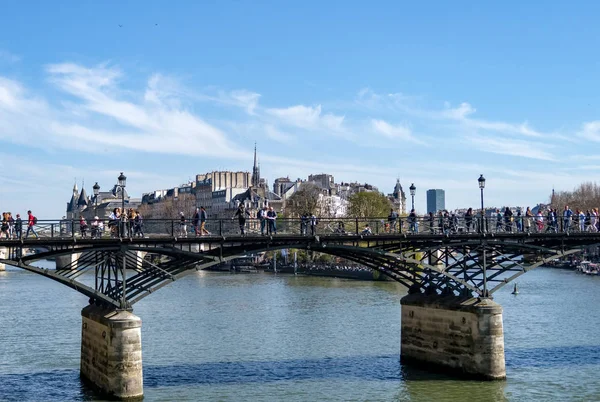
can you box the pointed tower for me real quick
[251,142,260,187]
[67,181,80,219]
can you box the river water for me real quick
[0,263,599,402]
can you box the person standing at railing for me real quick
[266,206,277,235]
[536,210,544,232]
[408,209,418,234]
[504,207,513,233]
[25,210,38,239]
[578,209,586,232]
[310,214,318,236]
[464,208,473,233]
[233,204,250,236]
[428,212,435,234]
[1,213,9,239]
[516,210,523,232]
[388,209,398,233]
[495,209,503,232]
[192,208,200,236]
[199,206,210,236]
[7,213,14,238]
[257,206,268,235]
[133,211,144,238]
[563,205,572,233]
[593,208,599,232]
[525,207,533,233]
[79,216,88,238]
[14,214,22,239]
[300,213,308,235]
[178,212,187,237]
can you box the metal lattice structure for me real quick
[2,232,598,309]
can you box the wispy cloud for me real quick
[371,119,423,144]
[465,135,556,161]
[265,104,345,131]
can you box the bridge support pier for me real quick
[81,305,143,400]
[0,247,6,271]
[56,253,81,270]
[400,293,505,380]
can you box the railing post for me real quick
[51,224,54,238]
[219,219,223,236]
[71,219,75,239]
[376,220,379,234]
[355,218,359,235]
[171,220,174,237]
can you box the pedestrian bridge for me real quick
[3,217,598,399]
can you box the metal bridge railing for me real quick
[1,216,596,240]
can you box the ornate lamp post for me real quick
[93,182,100,215]
[478,174,486,217]
[409,183,416,211]
[117,172,127,309]
[478,174,488,297]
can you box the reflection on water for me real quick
[0,265,599,401]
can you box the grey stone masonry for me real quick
[81,305,143,400]
[400,293,506,380]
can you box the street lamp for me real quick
[93,182,100,215]
[409,183,416,211]
[478,174,486,216]
[478,174,488,298]
[117,172,127,310]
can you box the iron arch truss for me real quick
[1,232,599,308]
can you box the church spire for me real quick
[251,142,260,187]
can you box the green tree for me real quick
[348,191,392,218]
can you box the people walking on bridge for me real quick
[300,213,308,235]
[465,208,473,233]
[25,210,38,239]
[495,209,503,232]
[133,211,144,238]
[200,206,210,236]
[14,214,22,239]
[504,207,513,232]
[7,213,14,238]
[233,204,250,236]
[310,214,318,235]
[258,206,268,235]
[91,216,100,239]
[266,206,277,235]
[108,208,120,238]
[388,209,398,233]
[192,208,200,236]
[525,207,532,232]
[536,210,544,232]
[79,216,88,238]
[361,224,372,235]
[578,209,585,232]
[563,205,572,233]
[1,213,9,239]
[516,210,523,232]
[178,212,187,237]
[545,209,556,233]
[408,209,418,233]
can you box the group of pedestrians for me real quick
[0,210,38,239]
[77,208,145,239]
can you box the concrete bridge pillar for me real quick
[0,247,6,271]
[81,305,143,400]
[56,253,82,270]
[400,293,505,380]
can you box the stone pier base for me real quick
[0,247,6,271]
[81,305,143,400]
[400,293,506,380]
[56,253,81,270]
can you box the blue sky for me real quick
[1,1,600,217]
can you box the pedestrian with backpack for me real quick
[26,210,39,239]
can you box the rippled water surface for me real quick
[1,263,599,401]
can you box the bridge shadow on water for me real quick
[1,346,599,401]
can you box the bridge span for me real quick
[2,217,599,399]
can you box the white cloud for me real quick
[265,104,344,131]
[578,121,600,141]
[465,135,555,161]
[371,119,421,143]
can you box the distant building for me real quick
[66,180,139,221]
[388,179,407,215]
[426,189,446,214]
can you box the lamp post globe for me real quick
[118,172,127,188]
[409,183,416,210]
